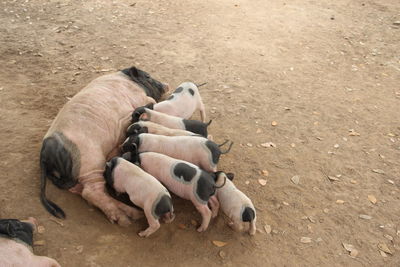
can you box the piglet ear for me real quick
[122,152,132,161]
[145,103,154,110]
[226,173,234,181]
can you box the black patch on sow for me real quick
[205,140,221,165]
[182,119,208,137]
[41,134,78,189]
[196,171,216,202]
[173,163,197,182]
[242,207,255,222]
[0,219,34,247]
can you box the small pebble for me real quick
[291,175,300,185]
[384,234,393,241]
[359,214,372,220]
[219,250,226,259]
[264,225,272,234]
[37,226,45,234]
[350,249,359,257]
[300,237,312,243]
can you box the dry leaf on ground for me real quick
[261,170,269,176]
[368,195,377,204]
[264,225,272,234]
[291,175,300,185]
[212,240,227,247]
[378,243,392,254]
[372,169,385,174]
[258,179,267,186]
[34,240,45,246]
[261,142,276,148]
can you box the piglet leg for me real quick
[195,204,212,232]
[208,195,219,218]
[82,181,142,226]
[138,209,160,238]
[249,219,256,236]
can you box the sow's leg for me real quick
[80,172,143,226]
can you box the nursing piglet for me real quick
[212,173,257,235]
[121,134,233,172]
[122,151,226,232]
[132,104,211,137]
[0,217,61,267]
[154,82,206,122]
[126,121,197,137]
[104,157,174,237]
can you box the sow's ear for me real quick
[130,67,139,77]
[226,172,234,181]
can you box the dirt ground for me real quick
[1,0,399,266]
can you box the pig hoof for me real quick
[117,203,143,220]
[116,216,131,227]
[196,226,206,232]
[138,231,150,238]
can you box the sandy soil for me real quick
[1,0,400,266]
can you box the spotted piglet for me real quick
[154,82,206,122]
[132,104,211,137]
[210,172,257,235]
[122,151,226,232]
[121,134,233,172]
[104,157,175,237]
[126,121,197,137]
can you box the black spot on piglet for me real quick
[241,207,255,222]
[196,172,216,202]
[104,157,119,186]
[188,88,195,96]
[173,87,183,94]
[205,140,221,165]
[182,119,209,137]
[167,95,174,100]
[154,195,173,219]
[173,163,197,182]
[0,219,34,247]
